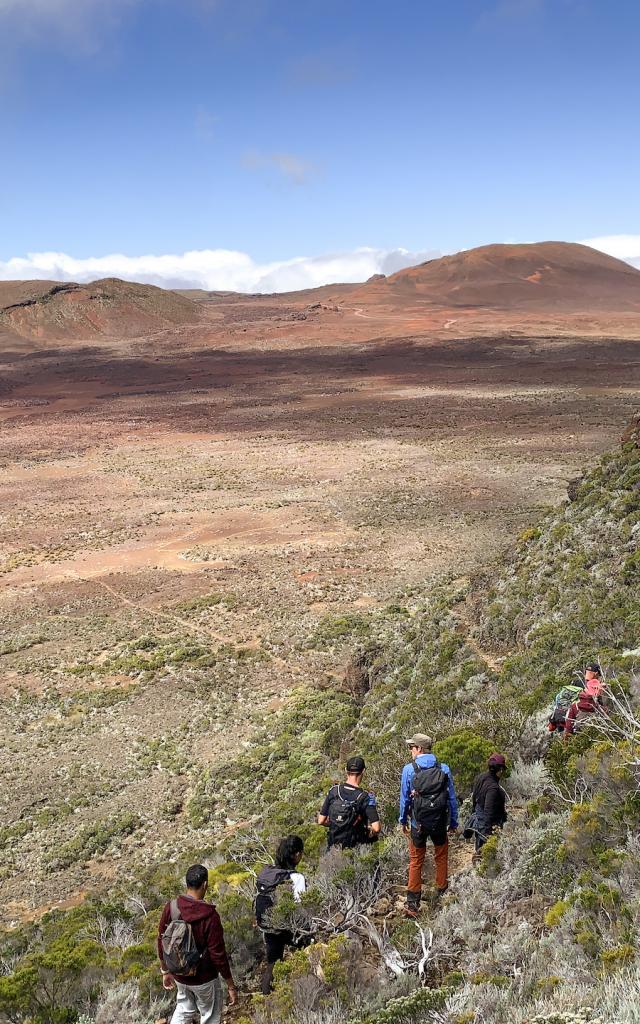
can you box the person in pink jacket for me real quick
[583,662,604,697]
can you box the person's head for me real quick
[585,662,601,682]
[275,835,304,870]
[488,753,507,777]
[405,733,433,761]
[345,755,366,782]
[185,864,209,898]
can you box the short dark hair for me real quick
[186,864,208,890]
[275,835,304,870]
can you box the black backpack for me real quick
[412,761,449,827]
[327,785,370,848]
[255,866,294,930]
[160,900,204,977]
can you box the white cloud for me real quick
[581,234,640,270]
[0,246,441,293]
[195,106,219,142]
[0,0,139,52]
[242,150,318,186]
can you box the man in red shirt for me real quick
[158,864,238,1023]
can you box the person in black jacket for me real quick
[255,836,308,995]
[317,756,381,849]
[469,753,508,857]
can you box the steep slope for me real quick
[0,278,203,340]
[0,422,638,1023]
[355,241,640,311]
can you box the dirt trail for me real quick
[77,574,228,644]
[452,604,504,674]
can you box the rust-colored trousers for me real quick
[407,833,449,892]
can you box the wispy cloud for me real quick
[242,150,318,186]
[195,106,219,142]
[478,0,586,30]
[581,234,640,271]
[0,0,139,53]
[0,246,441,293]
[287,53,354,90]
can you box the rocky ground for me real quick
[1,293,639,923]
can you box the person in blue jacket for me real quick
[399,732,459,916]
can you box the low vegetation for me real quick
[1,419,639,1022]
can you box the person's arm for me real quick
[366,795,382,836]
[317,789,332,827]
[399,765,412,827]
[290,872,306,902]
[445,767,459,830]
[206,911,238,1003]
[157,904,175,990]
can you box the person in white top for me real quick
[255,835,308,994]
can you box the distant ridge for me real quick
[0,278,202,340]
[355,242,640,311]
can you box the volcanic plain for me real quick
[1,242,639,922]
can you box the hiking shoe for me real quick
[403,903,421,919]
[436,885,448,897]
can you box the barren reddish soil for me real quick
[1,250,639,920]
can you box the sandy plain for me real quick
[0,290,639,920]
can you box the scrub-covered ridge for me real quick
[1,418,638,1023]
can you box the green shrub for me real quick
[434,729,494,797]
[49,813,141,868]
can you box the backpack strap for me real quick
[169,899,181,922]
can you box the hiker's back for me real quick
[255,866,295,930]
[412,760,449,828]
[325,783,372,848]
[472,770,493,809]
[548,684,583,732]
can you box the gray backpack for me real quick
[161,900,203,976]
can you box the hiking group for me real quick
[157,662,602,1020]
[157,737,511,1018]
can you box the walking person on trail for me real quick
[317,755,382,849]
[466,753,508,861]
[583,661,605,698]
[548,682,585,734]
[564,689,606,739]
[158,864,238,1024]
[547,662,606,734]
[255,835,309,995]
[399,733,459,917]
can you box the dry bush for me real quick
[504,759,551,804]
[93,981,169,1024]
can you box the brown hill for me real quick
[0,278,203,340]
[355,242,640,311]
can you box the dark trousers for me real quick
[261,930,310,995]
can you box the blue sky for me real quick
[0,0,639,290]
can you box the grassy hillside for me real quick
[1,418,638,1024]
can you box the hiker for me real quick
[548,662,606,734]
[583,661,604,698]
[255,835,309,995]
[399,733,459,917]
[158,864,238,1024]
[564,689,606,738]
[317,755,381,849]
[548,681,584,733]
[467,753,508,856]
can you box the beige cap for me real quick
[405,733,433,749]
